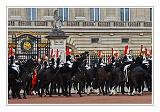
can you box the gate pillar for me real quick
[45,29,68,63]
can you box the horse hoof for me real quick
[128,93,134,96]
[97,94,100,96]
[23,97,27,99]
[18,97,22,99]
[137,93,142,96]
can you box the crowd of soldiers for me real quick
[8,50,152,97]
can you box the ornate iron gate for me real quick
[12,34,50,60]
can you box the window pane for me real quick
[90,8,94,21]
[95,8,99,21]
[58,8,63,21]
[120,8,124,21]
[150,8,152,21]
[125,8,129,21]
[26,8,31,20]
[64,8,68,21]
[32,8,37,21]
[121,38,129,43]
[91,38,99,43]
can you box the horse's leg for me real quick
[95,80,101,96]
[78,82,82,97]
[82,82,86,94]
[128,80,135,96]
[40,88,44,97]
[63,81,68,96]
[16,85,22,99]
[8,83,11,99]
[11,84,16,98]
[23,80,27,99]
[138,82,143,95]
[105,80,111,95]
[73,81,78,94]
[100,82,105,95]
[86,82,90,95]
[46,83,50,96]
[121,82,125,95]
[37,82,41,96]
[53,83,57,94]
[49,81,54,96]
[57,82,61,96]
[68,80,72,96]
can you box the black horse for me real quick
[72,51,89,97]
[8,58,36,99]
[109,55,152,96]
[127,56,152,95]
[91,64,113,95]
[36,63,57,97]
[55,63,75,96]
[8,65,22,99]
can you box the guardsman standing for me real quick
[29,69,37,95]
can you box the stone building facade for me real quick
[8,8,152,59]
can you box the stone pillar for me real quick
[46,28,69,63]
[50,39,67,62]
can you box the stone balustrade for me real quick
[8,20,152,27]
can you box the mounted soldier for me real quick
[123,53,133,82]
[41,56,49,73]
[66,55,73,68]
[98,58,105,67]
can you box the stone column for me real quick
[50,39,67,63]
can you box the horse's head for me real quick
[80,51,89,59]
[23,58,37,74]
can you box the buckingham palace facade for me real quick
[8,8,152,58]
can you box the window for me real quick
[26,8,37,21]
[121,38,129,43]
[90,8,100,21]
[150,8,152,21]
[58,8,69,21]
[120,8,129,21]
[91,38,99,43]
